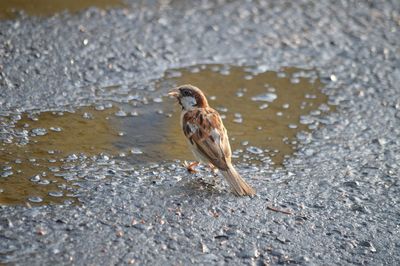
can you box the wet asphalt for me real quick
[1,0,400,265]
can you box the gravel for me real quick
[1,0,400,265]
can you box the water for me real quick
[0,0,125,19]
[162,65,331,167]
[0,64,332,205]
[0,107,119,205]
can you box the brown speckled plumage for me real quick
[169,84,256,196]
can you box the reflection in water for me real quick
[0,64,332,206]
[0,0,125,19]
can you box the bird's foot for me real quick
[207,164,220,185]
[183,161,199,174]
[208,164,219,176]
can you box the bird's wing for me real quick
[182,108,231,170]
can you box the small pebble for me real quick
[233,117,243,123]
[236,91,244,97]
[251,93,277,102]
[130,148,143,154]
[85,175,106,181]
[246,146,263,154]
[30,175,41,182]
[67,154,78,161]
[31,128,47,136]
[28,196,43,203]
[49,191,63,197]
[49,127,62,132]
[82,112,93,119]
[115,110,127,117]
[1,171,13,178]
[38,179,50,185]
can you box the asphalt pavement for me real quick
[0,0,399,265]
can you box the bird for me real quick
[168,84,256,196]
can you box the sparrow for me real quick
[168,84,256,196]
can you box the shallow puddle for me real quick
[161,65,331,166]
[0,64,332,205]
[0,0,125,19]
[0,107,120,205]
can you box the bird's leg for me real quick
[208,164,219,175]
[183,161,200,174]
[208,164,220,185]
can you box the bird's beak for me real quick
[168,88,180,98]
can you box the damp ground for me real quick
[0,1,399,265]
[1,65,332,205]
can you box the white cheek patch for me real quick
[181,96,196,109]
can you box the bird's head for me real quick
[168,84,209,110]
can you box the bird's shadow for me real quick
[172,176,227,198]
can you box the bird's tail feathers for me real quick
[221,165,256,196]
